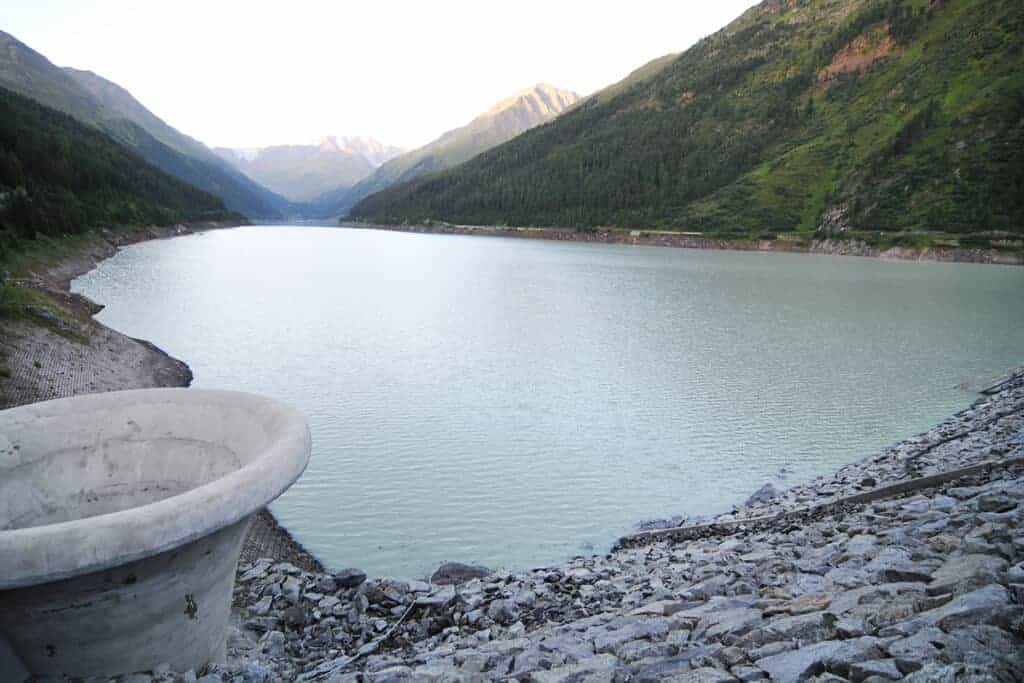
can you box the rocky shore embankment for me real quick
[340,222,1024,267]
[146,370,1022,683]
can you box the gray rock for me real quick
[901,662,989,682]
[364,665,413,682]
[250,595,273,617]
[529,653,620,682]
[927,553,1008,596]
[121,674,153,683]
[755,637,884,682]
[929,625,1024,675]
[848,659,901,682]
[334,568,367,589]
[415,585,456,607]
[762,611,835,642]
[593,619,671,654]
[834,617,867,638]
[731,665,767,681]
[487,599,520,625]
[745,484,778,507]
[632,600,693,617]
[430,562,491,585]
[887,626,946,662]
[672,667,739,682]
[916,583,1013,631]
[282,605,306,628]
[693,608,762,642]
[540,635,594,663]
[631,654,696,681]
[233,662,273,683]
[977,493,1015,513]
[270,562,302,576]
[258,630,287,658]
[748,641,794,660]
[845,535,879,557]
[281,576,303,604]
[829,582,926,616]
[864,548,933,583]
[681,575,733,601]
[616,639,677,662]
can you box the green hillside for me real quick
[351,0,1024,249]
[310,85,580,218]
[0,86,234,260]
[0,31,286,219]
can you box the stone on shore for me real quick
[430,561,491,585]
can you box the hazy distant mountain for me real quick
[214,136,404,202]
[0,30,286,218]
[329,136,404,167]
[309,84,580,217]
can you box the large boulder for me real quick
[927,554,1008,596]
[334,568,367,589]
[430,561,491,585]
[755,637,885,682]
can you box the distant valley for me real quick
[214,137,404,203]
[307,84,580,218]
[1,0,1022,256]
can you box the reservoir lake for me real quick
[73,225,1024,579]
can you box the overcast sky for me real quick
[7,0,759,150]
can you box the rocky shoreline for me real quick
[148,370,1021,682]
[339,222,1024,267]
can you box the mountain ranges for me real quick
[350,0,1024,251]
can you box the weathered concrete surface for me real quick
[0,388,311,680]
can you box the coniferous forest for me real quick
[0,87,236,261]
[351,0,1024,247]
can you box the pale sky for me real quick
[5,1,758,150]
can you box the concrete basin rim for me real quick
[0,388,312,590]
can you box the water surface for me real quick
[73,226,1024,578]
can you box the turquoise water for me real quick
[73,225,1024,578]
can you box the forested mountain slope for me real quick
[0,31,286,218]
[352,0,1024,248]
[0,87,234,258]
[313,84,579,217]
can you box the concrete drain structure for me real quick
[0,388,312,680]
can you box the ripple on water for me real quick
[72,226,1024,578]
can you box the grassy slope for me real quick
[351,0,1024,250]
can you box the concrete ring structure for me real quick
[0,388,312,680]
